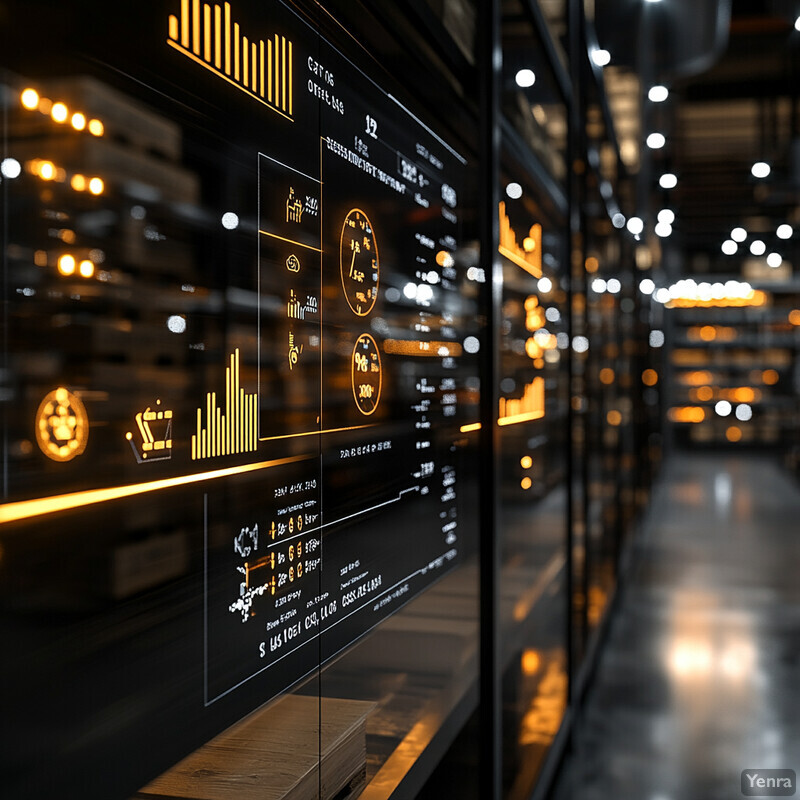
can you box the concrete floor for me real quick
[551,452,800,800]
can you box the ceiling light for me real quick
[731,227,747,242]
[506,182,522,199]
[659,173,677,189]
[657,209,675,224]
[751,161,770,178]
[795,15,800,31]
[1,158,21,179]
[766,252,782,268]
[749,240,766,256]
[538,277,553,293]
[646,133,666,149]
[655,221,672,237]
[776,224,792,240]
[515,69,536,88]
[611,212,625,229]
[721,240,737,255]
[648,85,669,102]
[591,49,611,67]
[592,278,607,293]
[606,278,621,294]
[626,216,644,235]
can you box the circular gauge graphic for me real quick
[351,333,382,416]
[35,387,88,462]
[340,208,379,316]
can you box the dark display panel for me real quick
[0,2,474,796]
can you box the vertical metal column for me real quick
[478,0,501,797]
[566,0,584,702]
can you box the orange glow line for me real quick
[288,40,292,116]
[169,15,179,40]
[204,4,211,61]
[181,0,190,47]
[259,423,375,442]
[258,229,321,251]
[192,0,200,54]
[224,2,230,73]
[260,40,265,97]
[281,35,286,111]
[498,411,545,426]
[243,35,248,85]
[167,41,293,121]
[214,5,221,68]
[498,245,542,278]
[267,39,273,102]
[459,422,481,433]
[234,22,240,80]
[0,454,311,526]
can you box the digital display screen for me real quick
[0,2,475,795]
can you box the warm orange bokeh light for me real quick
[50,102,68,123]
[726,426,742,442]
[696,386,713,401]
[57,255,76,276]
[699,325,716,341]
[668,406,706,423]
[642,369,658,386]
[88,119,104,137]
[607,410,622,426]
[88,177,104,195]
[20,88,39,110]
[732,387,755,403]
[599,368,615,385]
[71,112,86,131]
[520,456,533,469]
[521,477,532,490]
[789,310,800,326]
[762,369,779,385]
[70,174,86,191]
[585,256,599,273]
[521,649,541,675]
[78,260,95,278]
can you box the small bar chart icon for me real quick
[167,1,293,120]
[498,376,545,426]
[498,201,542,278]
[192,349,258,460]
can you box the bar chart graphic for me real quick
[167,1,293,120]
[192,349,258,460]
[498,376,545,426]
[498,201,542,278]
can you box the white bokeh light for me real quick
[1,157,21,179]
[721,240,737,255]
[515,69,536,88]
[648,85,669,102]
[715,400,732,417]
[659,173,678,189]
[167,315,186,334]
[221,212,239,230]
[749,240,766,256]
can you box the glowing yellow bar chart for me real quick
[192,349,258,459]
[498,201,542,278]
[498,376,545,426]
[167,1,293,119]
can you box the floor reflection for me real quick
[552,453,800,800]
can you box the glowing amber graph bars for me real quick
[191,349,258,460]
[498,377,545,426]
[166,2,294,120]
[498,201,543,278]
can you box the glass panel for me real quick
[0,2,479,798]
[497,150,569,797]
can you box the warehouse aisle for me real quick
[552,452,800,800]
